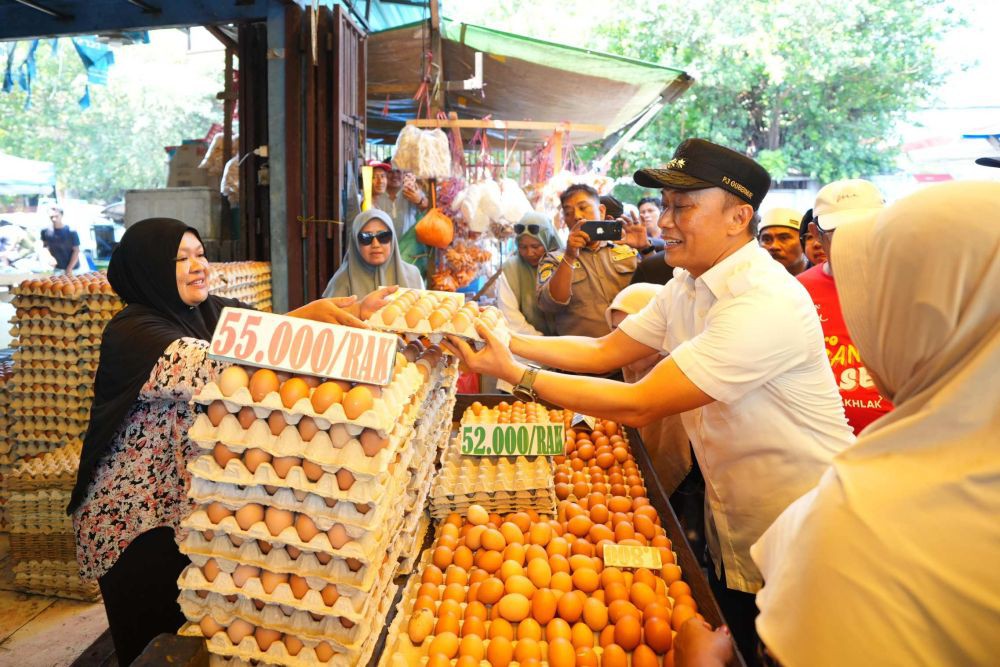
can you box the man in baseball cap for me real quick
[444,137,854,666]
[799,178,893,436]
[757,207,808,276]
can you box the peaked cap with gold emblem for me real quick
[633,138,772,210]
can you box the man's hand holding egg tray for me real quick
[364,286,510,350]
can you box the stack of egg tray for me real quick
[209,261,273,312]
[0,359,13,529]
[7,274,121,462]
[176,355,460,666]
[5,440,100,600]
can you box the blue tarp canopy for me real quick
[0,152,56,196]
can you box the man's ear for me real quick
[730,203,754,237]
[597,204,607,221]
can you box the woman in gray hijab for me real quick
[323,209,424,298]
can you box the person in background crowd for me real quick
[68,218,393,665]
[677,180,1000,667]
[448,139,854,666]
[0,219,33,266]
[496,211,563,338]
[536,183,644,338]
[758,207,808,275]
[600,194,624,220]
[370,158,429,237]
[323,209,423,298]
[799,208,826,266]
[797,179,892,434]
[637,196,663,240]
[41,205,81,276]
[606,283,692,495]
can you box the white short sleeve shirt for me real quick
[619,241,854,592]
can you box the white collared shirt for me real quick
[619,241,854,592]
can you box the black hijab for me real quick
[68,218,239,514]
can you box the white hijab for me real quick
[752,181,1000,667]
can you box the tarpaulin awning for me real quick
[367,19,692,147]
[0,152,56,196]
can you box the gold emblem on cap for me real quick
[666,158,686,169]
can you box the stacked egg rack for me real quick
[209,261,273,312]
[0,359,13,530]
[380,417,704,667]
[428,402,568,520]
[366,288,511,347]
[176,339,459,666]
[5,440,99,600]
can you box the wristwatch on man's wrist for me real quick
[511,365,541,402]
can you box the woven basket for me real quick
[10,531,78,562]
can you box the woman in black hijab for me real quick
[68,218,386,665]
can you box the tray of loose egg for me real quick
[379,412,713,667]
[176,338,460,666]
[366,288,510,347]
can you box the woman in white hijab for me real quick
[676,181,1000,666]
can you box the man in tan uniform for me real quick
[536,184,645,338]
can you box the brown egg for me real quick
[310,382,344,413]
[327,524,350,549]
[320,583,339,606]
[231,564,260,588]
[260,570,289,594]
[249,369,280,402]
[235,504,264,530]
[243,448,272,473]
[329,424,352,447]
[218,366,250,397]
[205,502,233,524]
[342,386,375,419]
[381,304,401,325]
[212,443,239,469]
[202,558,221,582]
[255,627,282,652]
[207,401,229,427]
[294,460,320,483]
[199,615,224,638]
[286,545,301,559]
[264,507,294,536]
[314,642,335,662]
[267,411,288,436]
[295,514,320,542]
[428,308,450,329]
[335,468,355,490]
[278,378,310,409]
[226,619,255,645]
[451,311,471,332]
[283,635,304,656]
[237,406,257,429]
[297,416,319,441]
[271,456,301,478]
[359,429,388,456]
[288,574,310,599]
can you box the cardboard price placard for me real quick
[602,544,663,570]
[460,424,564,457]
[208,307,397,386]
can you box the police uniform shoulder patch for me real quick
[538,253,560,282]
[610,244,638,260]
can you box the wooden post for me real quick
[429,0,444,116]
[552,130,564,175]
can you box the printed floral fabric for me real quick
[73,338,225,580]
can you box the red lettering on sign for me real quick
[342,332,366,380]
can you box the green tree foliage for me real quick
[0,37,222,203]
[447,0,960,181]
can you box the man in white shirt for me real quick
[446,138,855,665]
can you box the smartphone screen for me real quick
[579,220,623,241]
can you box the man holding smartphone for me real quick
[535,183,648,338]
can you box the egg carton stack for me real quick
[0,359,14,530]
[428,403,568,520]
[6,274,121,462]
[365,287,511,348]
[175,341,459,666]
[209,261,273,312]
[5,440,100,600]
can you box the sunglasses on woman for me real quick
[358,230,393,246]
[513,223,540,235]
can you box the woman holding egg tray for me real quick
[67,218,391,665]
[322,208,424,299]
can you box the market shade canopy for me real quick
[0,152,56,196]
[367,20,692,147]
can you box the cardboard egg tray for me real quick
[12,559,101,602]
[6,489,73,531]
[6,440,82,487]
[11,392,91,408]
[431,437,556,495]
[367,305,511,349]
[188,414,414,480]
[14,347,99,363]
[10,336,101,351]
[9,321,107,337]
[427,494,557,519]
[11,381,94,398]
[178,578,395,667]
[192,363,425,435]
[12,309,114,324]
[11,296,120,314]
